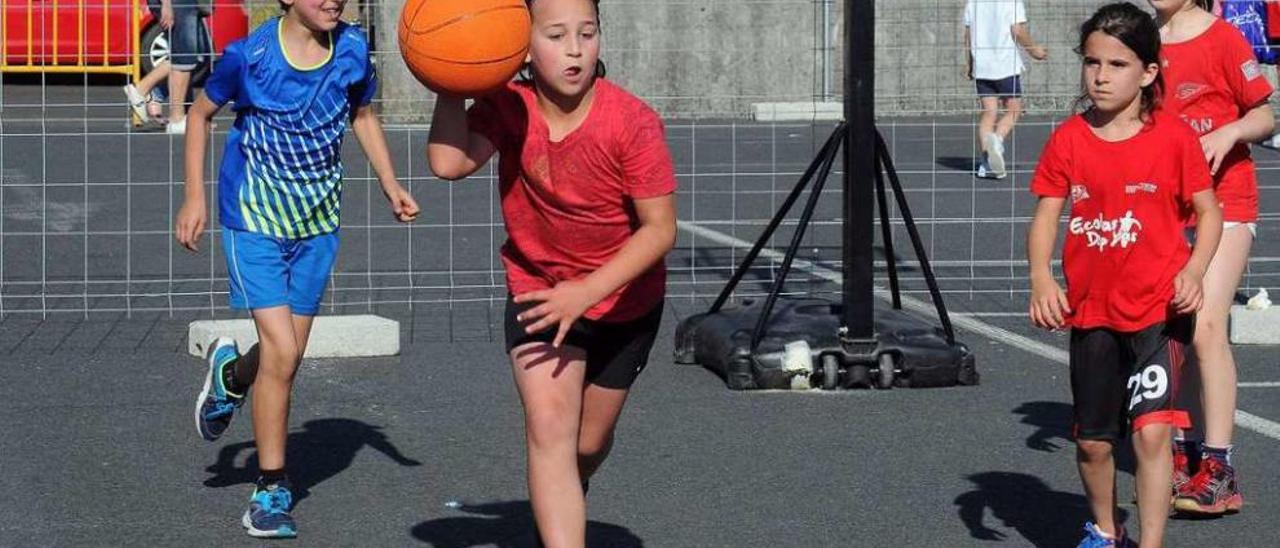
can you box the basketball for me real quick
[398,0,532,96]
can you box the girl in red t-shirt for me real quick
[427,0,678,545]
[1150,0,1274,516]
[1028,4,1222,546]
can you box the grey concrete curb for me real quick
[1230,305,1280,345]
[187,315,400,358]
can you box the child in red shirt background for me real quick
[1150,0,1275,516]
[426,0,678,545]
[1028,4,1222,545]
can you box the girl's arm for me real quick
[515,194,677,347]
[175,94,222,252]
[1026,196,1070,329]
[351,104,419,222]
[427,95,497,180]
[1202,102,1275,174]
[1172,189,1223,314]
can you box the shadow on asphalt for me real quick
[202,418,422,503]
[410,500,642,547]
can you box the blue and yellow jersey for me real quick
[204,18,377,239]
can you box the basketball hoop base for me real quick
[674,297,977,390]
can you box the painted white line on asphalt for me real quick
[1239,382,1280,388]
[956,312,1035,318]
[678,220,1280,442]
[1236,411,1280,438]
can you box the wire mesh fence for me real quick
[2,0,1277,328]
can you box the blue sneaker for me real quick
[242,479,297,538]
[194,337,244,441]
[1078,522,1128,548]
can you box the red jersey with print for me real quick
[466,78,677,322]
[1030,112,1212,332]
[1159,18,1272,222]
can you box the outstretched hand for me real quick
[513,280,603,348]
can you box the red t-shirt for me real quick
[467,79,677,322]
[1269,3,1280,40]
[1159,18,1273,222]
[1030,112,1212,332]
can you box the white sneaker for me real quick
[983,133,1006,178]
[976,159,1005,180]
[122,84,151,121]
[166,117,187,135]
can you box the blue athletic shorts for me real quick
[222,228,338,316]
[975,75,1022,98]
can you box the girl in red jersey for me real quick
[1028,4,1222,546]
[426,0,677,546]
[1149,0,1274,515]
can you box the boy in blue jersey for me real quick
[174,0,418,538]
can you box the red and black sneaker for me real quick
[1174,457,1243,515]
[1171,442,1194,497]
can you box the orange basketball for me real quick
[398,0,532,96]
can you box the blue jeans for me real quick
[147,0,209,70]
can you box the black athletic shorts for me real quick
[975,75,1022,97]
[1069,315,1194,442]
[504,294,663,389]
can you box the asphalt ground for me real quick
[2,80,1279,546]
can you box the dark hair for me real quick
[519,0,607,82]
[1074,3,1163,118]
[526,0,601,10]
[1196,0,1215,11]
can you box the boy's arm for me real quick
[514,193,677,347]
[351,104,419,222]
[427,95,496,180]
[1013,22,1048,60]
[1172,189,1223,313]
[175,94,221,252]
[1027,196,1069,329]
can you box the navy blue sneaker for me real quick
[195,337,244,441]
[242,479,297,538]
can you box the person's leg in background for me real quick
[976,92,1001,178]
[1176,225,1253,515]
[984,76,1023,179]
[123,61,171,123]
[165,2,203,134]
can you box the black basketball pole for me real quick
[674,0,976,391]
[844,0,875,340]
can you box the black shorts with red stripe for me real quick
[1069,315,1194,442]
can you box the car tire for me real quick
[139,23,211,83]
